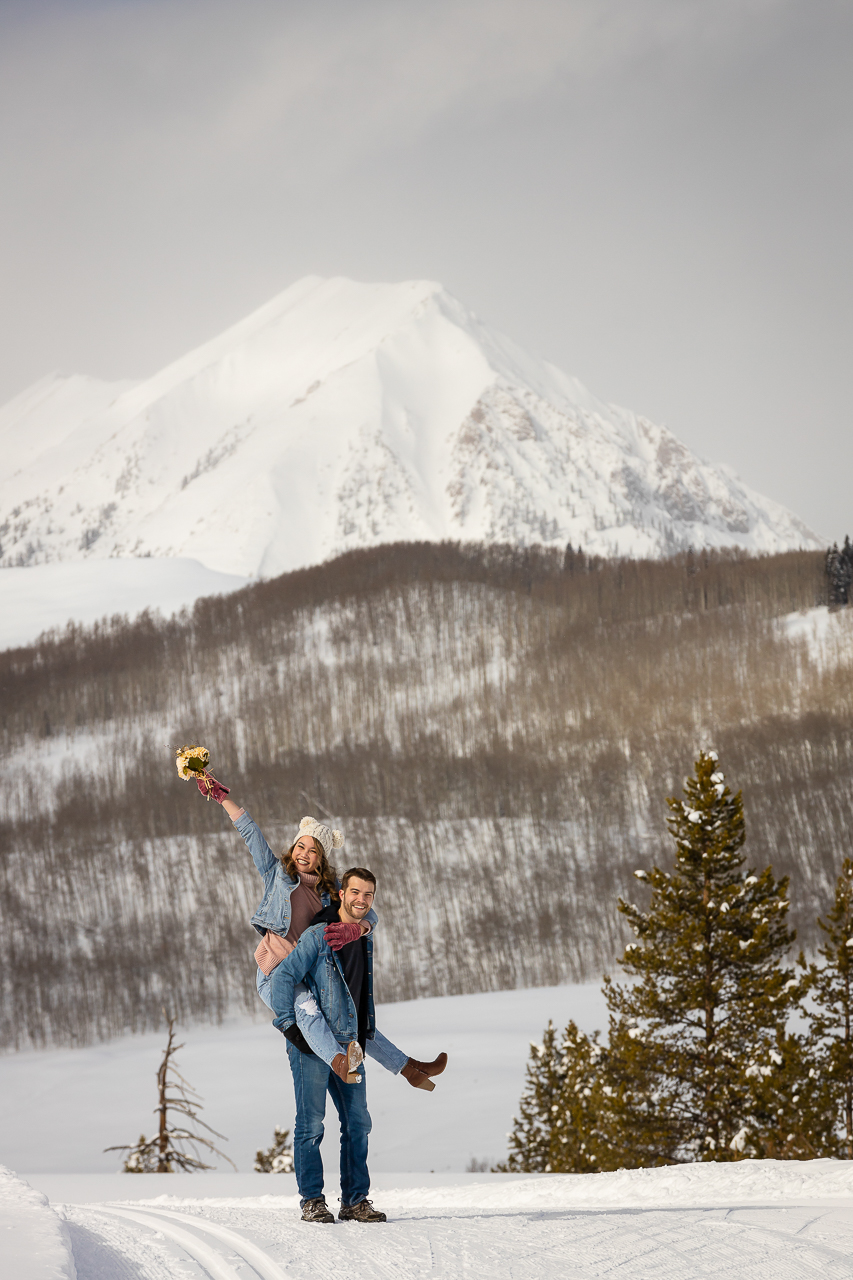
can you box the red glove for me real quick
[196,771,230,804]
[324,922,362,951]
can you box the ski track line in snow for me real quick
[64,1206,206,1280]
[132,1206,291,1280]
[59,1202,853,1280]
[89,1205,291,1280]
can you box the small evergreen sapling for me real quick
[495,1021,565,1171]
[739,1028,833,1158]
[605,750,800,1163]
[805,857,853,1158]
[497,1020,609,1172]
[549,1022,608,1173]
[254,1126,294,1173]
[105,1016,234,1173]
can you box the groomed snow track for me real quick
[59,1197,853,1280]
[64,1203,294,1279]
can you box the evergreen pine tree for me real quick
[495,1021,565,1171]
[738,1027,834,1158]
[605,750,800,1163]
[118,1135,161,1173]
[549,1022,608,1173]
[254,1126,294,1173]
[826,539,853,607]
[805,857,853,1157]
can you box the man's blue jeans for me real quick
[286,1040,372,1208]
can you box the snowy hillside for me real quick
[0,276,821,581]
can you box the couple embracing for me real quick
[195,777,447,1224]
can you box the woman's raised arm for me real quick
[219,794,243,822]
[187,766,277,877]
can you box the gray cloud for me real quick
[0,0,849,540]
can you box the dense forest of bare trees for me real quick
[1,540,850,1050]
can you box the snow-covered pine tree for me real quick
[605,750,800,1163]
[105,1016,235,1173]
[805,857,853,1158]
[737,1028,834,1159]
[254,1126,294,1173]
[495,1021,565,1171]
[117,1135,161,1173]
[549,1022,608,1173]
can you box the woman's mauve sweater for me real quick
[254,871,322,975]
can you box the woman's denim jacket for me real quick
[269,923,376,1045]
[233,810,377,937]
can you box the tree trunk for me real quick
[156,1019,175,1172]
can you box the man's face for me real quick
[339,877,375,922]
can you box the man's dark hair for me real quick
[340,866,377,891]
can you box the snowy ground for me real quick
[0,557,247,650]
[3,986,853,1278]
[5,1162,853,1280]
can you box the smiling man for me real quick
[269,866,388,1224]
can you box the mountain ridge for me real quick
[0,276,822,577]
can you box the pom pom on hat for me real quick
[297,816,344,859]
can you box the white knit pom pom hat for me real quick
[297,815,344,860]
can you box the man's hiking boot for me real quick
[301,1197,335,1223]
[401,1052,447,1091]
[338,1198,386,1223]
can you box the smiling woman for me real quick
[281,819,344,901]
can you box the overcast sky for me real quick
[1,0,850,541]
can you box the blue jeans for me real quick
[286,1039,372,1208]
[259,968,407,1073]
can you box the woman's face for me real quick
[292,835,321,875]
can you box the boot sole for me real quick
[346,1040,364,1085]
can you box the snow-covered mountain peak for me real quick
[0,276,822,578]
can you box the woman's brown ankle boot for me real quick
[400,1052,447,1090]
[407,1052,448,1077]
[401,1059,436,1091]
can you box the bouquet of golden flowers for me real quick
[174,745,230,802]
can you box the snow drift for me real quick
[0,1167,76,1280]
